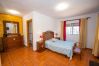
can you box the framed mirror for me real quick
[3,21,19,36]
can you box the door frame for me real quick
[27,19,32,47]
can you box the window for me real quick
[73,26,79,34]
[66,21,79,35]
[66,26,72,34]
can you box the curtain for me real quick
[63,21,66,41]
[60,21,66,41]
[79,19,81,32]
[92,15,99,57]
[60,21,64,40]
[79,18,87,48]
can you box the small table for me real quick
[36,40,45,52]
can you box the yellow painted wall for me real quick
[0,13,23,37]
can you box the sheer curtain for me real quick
[92,14,99,57]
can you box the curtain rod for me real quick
[65,17,91,21]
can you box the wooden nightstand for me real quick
[55,37,60,40]
[37,40,45,52]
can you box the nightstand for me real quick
[55,37,60,40]
[37,40,45,52]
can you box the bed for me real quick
[43,31,76,60]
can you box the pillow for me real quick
[51,38,58,42]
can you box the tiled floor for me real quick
[1,47,99,66]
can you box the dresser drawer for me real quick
[3,36,23,49]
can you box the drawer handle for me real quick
[13,38,16,40]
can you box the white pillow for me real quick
[51,38,58,41]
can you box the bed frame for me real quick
[42,31,75,60]
[42,31,54,41]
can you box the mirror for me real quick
[6,23,18,33]
[3,21,19,35]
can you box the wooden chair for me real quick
[73,42,82,60]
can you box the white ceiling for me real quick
[0,0,99,18]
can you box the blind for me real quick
[66,23,79,27]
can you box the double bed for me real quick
[43,31,76,60]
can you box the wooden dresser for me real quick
[0,37,3,52]
[3,34,24,50]
[0,54,1,66]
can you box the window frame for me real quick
[66,21,79,35]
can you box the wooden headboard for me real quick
[43,31,54,41]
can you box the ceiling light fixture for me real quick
[55,2,69,11]
[6,9,21,15]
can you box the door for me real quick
[27,19,33,47]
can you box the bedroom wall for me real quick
[23,11,57,50]
[32,11,57,51]
[23,12,33,46]
[56,12,98,49]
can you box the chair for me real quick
[73,42,82,59]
